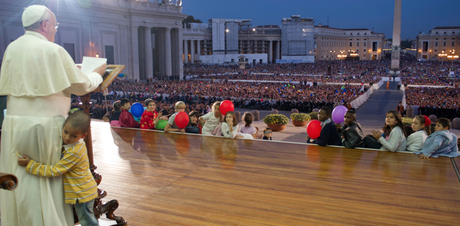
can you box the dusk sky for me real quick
[182,0,460,40]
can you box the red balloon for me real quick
[174,112,189,129]
[306,120,322,139]
[220,100,234,115]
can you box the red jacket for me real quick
[119,109,140,128]
[140,110,158,130]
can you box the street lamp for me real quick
[439,50,447,64]
[350,51,359,64]
[337,50,346,71]
[447,49,459,69]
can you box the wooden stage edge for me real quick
[93,121,460,225]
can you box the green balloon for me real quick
[155,120,168,130]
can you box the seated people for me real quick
[341,111,365,149]
[186,111,201,134]
[200,101,222,135]
[119,98,140,128]
[307,106,342,146]
[240,112,258,139]
[140,99,161,130]
[221,111,253,139]
[254,126,262,139]
[164,101,186,133]
[365,110,406,152]
[110,101,121,127]
[406,115,431,152]
[263,128,273,140]
[416,118,460,159]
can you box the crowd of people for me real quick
[399,60,460,86]
[77,78,369,120]
[185,60,387,84]
[404,87,460,119]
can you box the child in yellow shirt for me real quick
[18,110,98,226]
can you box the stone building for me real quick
[416,26,460,60]
[0,0,186,81]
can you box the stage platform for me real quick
[91,122,460,225]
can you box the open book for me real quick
[79,57,125,92]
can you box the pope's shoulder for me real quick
[9,32,65,52]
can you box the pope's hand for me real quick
[93,63,107,76]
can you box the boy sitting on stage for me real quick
[164,101,186,133]
[416,118,460,159]
[263,128,273,140]
[307,106,342,147]
[119,98,140,128]
[341,111,365,149]
[18,111,99,226]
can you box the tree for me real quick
[182,15,202,28]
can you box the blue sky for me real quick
[182,0,460,39]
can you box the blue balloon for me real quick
[131,103,144,117]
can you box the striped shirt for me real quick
[26,140,98,204]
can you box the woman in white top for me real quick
[221,111,253,139]
[370,110,407,152]
[200,101,222,135]
[406,115,431,152]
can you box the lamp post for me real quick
[337,50,346,72]
[439,50,447,64]
[350,51,359,64]
[447,49,459,70]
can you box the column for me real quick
[275,41,281,59]
[184,39,188,63]
[165,28,172,77]
[130,26,140,81]
[191,40,195,63]
[158,29,165,75]
[144,27,153,79]
[268,40,273,63]
[390,0,401,70]
[204,41,207,55]
[197,40,201,58]
[178,29,184,79]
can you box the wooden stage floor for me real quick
[90,122,460,225]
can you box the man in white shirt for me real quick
[0,5,106,226]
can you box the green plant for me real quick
[402,117,413,127]
[263,114,289,125]
[290,113,311,122]
[309,112,318,120]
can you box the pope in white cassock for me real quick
[0,5,106,226]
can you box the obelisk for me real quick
[390,0,401,76]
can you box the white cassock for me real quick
[0,31,102,226]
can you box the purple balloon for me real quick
[332,105,348,124]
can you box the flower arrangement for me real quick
[290,113,311,122]
[263,114,289,125]
[402,117,413,127]
[309,112,318,120]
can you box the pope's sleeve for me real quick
[58,48,103,95]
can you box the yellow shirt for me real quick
[26,140,97,204]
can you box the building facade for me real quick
[182,19,281,64]
[182,15,385,64]
[0,0,186,81]
[314,25,385,61]
[416,26,460,60]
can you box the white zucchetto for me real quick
[22,5,48,27]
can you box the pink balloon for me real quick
[332,105,348,124]
[307,120,321,139]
